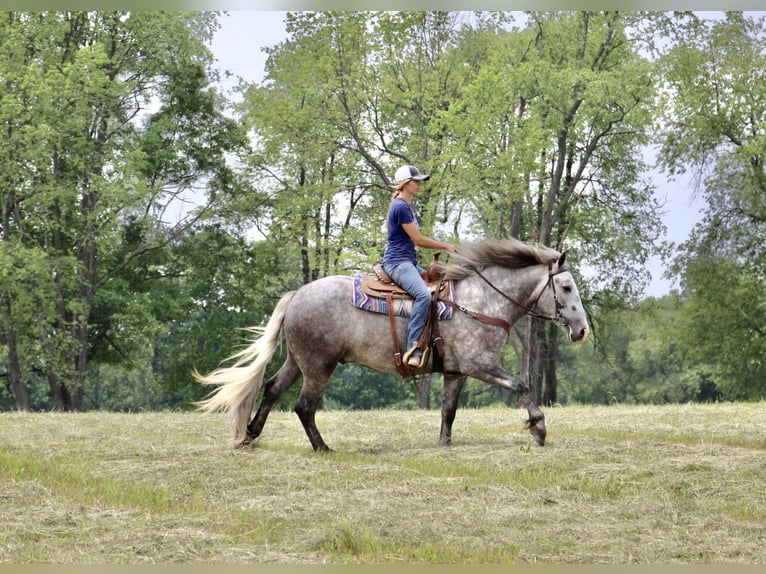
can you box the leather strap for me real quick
[430,259,446,360]
[441,299,511,335]
[430,291,445,372]
[386,293,411,378]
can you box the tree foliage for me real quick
[655,12,766,401]
[0,11,249,410]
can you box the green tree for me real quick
[558,293,703,405]
[324,364,416,410]
[232,11,669,410]
[677,259,766,400]
[657,12,766,400]
[237,12,469,407]
[238,12,383,284]
[0,11,249,410]
[153,226,303,407]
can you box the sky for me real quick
[208,11,704,297]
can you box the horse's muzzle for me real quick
[569,324,589,342]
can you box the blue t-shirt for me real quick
[384,197,419,265]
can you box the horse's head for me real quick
[539,252,589,343]
[444,239,590,342]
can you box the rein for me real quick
[476,263,569,325]
[441,299,512,335]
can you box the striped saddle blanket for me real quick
[350,273,455,321]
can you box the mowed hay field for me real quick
[1,403,764,564]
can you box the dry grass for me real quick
[0,403,764,564]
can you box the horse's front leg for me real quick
[440,373,467,445]
[463,363,546,446]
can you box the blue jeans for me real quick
[383,261,431,352]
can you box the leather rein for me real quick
[441,262,570,334]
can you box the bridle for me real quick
[437,255,572,336]
[471,262,571,328]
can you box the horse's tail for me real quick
[194,291,296,445]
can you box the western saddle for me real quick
[359,254,449,378]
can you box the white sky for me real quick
[209,10,703,297]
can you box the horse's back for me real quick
[287,275,352,312]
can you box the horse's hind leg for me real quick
[245,356,301,444]
[440,374,467,445]
[294,368,334,452]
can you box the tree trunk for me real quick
[47,364,69,411]
[518,315,544,407]
[413,372,431,409]
[542,322,559,406]
[70,320,89,410]
[1,183,28,410]
[1,321,29,411]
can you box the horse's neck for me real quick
[459,265,545,320]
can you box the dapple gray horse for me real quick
[195,238,589,451]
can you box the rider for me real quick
[383,165,455,368]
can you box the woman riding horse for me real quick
[383,165,455,368]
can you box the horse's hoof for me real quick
[234,434,255,448]
[528,420,547,446]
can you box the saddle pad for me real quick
[351,274,455,320]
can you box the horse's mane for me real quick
[441,238,561,281]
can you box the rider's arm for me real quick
[402,222,455,252]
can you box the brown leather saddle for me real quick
[359,259,452,301]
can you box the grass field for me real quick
[0,403,764,564]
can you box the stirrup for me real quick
[415,346,430,369]
[403,343,422,368]
[404,343,429,369]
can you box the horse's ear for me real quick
[558,251,567,267]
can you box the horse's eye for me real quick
[562,284,572,293]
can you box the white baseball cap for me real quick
[394,165,430,184]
